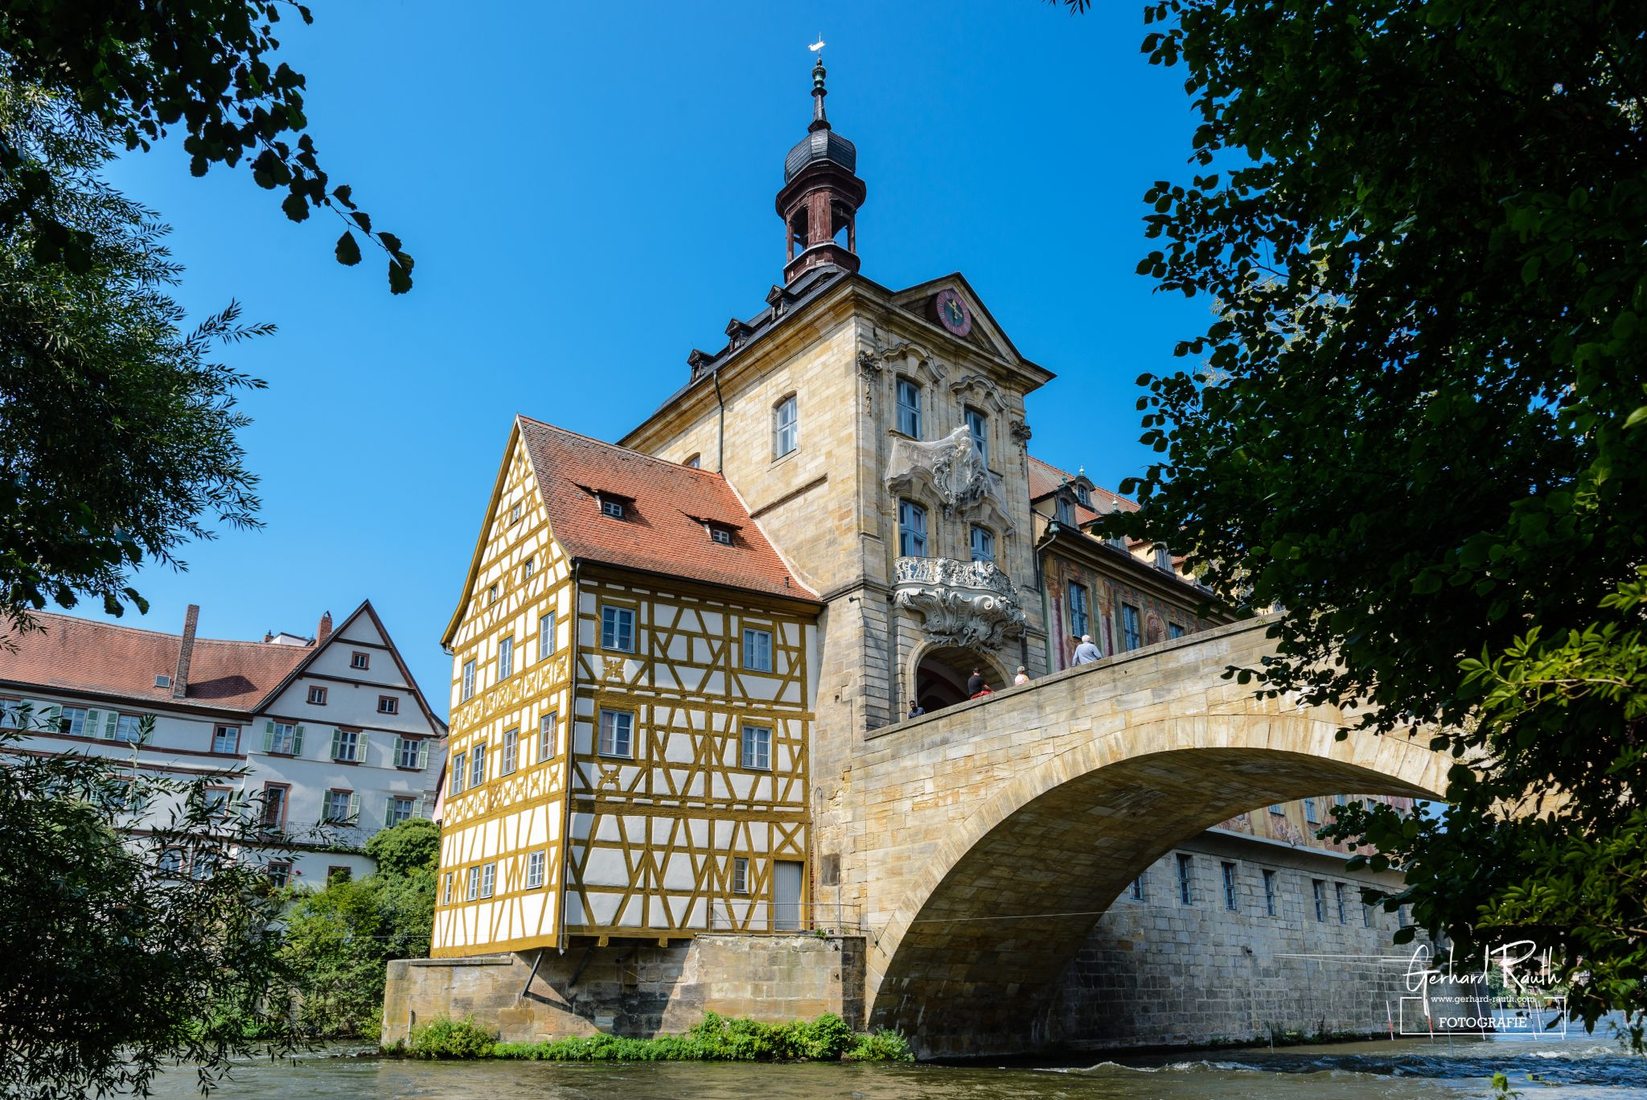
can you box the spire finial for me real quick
[807,37,830,132]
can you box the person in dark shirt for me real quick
[966,668,988,698]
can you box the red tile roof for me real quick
[0,612,311,713]
[517,417,818,603]
[1027,456,1139,525]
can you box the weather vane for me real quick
[809,36,825,55]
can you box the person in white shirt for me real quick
[1072,634,1102,665]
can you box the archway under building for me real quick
[911,644,1008,714]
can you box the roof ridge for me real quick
[21,611,314,651]
[517,415,727,482]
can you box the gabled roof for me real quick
[0,612,309,713]
[1028,455,1138,524]
[521,416,818,602]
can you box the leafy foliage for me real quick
[437,1011,913,1063]
[280,818,438,1038]
[0,82,267,637]
[0,0,412,291]
[0,715,300,1099]
[1064,0,1647,1045]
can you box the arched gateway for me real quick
[836,616,1452,1057]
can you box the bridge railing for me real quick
[706,899,864,936]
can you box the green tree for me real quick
[0,0,411,290]
[0,82,267,637]
[281,818,438,1038]
[0,719,301,1099]
[1063,0,1646,1043]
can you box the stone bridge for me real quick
[832,615,1452,1057]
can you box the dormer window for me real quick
[709,526,733,546]
[1154,545,1174,572]
[600,497,625,519]
[1075,484,1092,507]
[1055,495,1075,525]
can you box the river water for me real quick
[148,1033,1645,1100]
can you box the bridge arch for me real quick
[845,618,1453,1057]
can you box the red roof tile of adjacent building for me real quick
[517,417,818,603]
[0,612,311,713]
[1027,456,1139,524]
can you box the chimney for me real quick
[173,604,200,699]
[317,610,333,644]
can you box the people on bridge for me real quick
[966,667,993,699]
[1013,664,1030,686]
[908,700,925,719]
[1072,634,1102,665]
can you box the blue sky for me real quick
[91,1,1210,715]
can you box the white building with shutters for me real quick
[0,600,447,886]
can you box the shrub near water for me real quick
[414,1011,914,1062]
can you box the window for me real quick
[538,611,556,660]
[1168,622,1186,639]
[377,695,399,715]
[502,728,519,775]
[212,724,240,753]
[267,861,293,888]
[1221,861,1240,911]
[396,735,427,770]
[773,394,798,457]
[307,685,328,705]
[510,502,522,524]
[526,851,546,889]
[601,605,635,652]
[466,866,479,901]
[1313,879,1328,922]
[498,635,514,680]
[742,627,773,672]
[1055,494,1075,524]
[480,863,495,899]
[732,857,749,895]
[1154,545,1174,571]
[1335,882,1348,924]
[350,651,370,670]
[895,378,921,436]
[60,706,90,736]
[897,499,928,557]
[1263,869,1278,916]
[1121,604,1142,650]
[741,725,772,770]
[1335,793,1349,807]
[469,743,487,788]
[387,796,415,827]
[159,848,185,876]
[1075,484,1092,507]
[323,789,356,824]
[599,709,634,758]
[1363,899,1374,928]
[0,698,26,729]
[599,496,625,519]
[203,786,232,819]
[1304,797,1319,824]
[264,721,300,755]
[112,713,143,744]
[331,728,361,763]
[1268,803,1285,815]
[523,556,535,580]
[969,525,995,563]
[442,873,454,905]
[964,406,988,464]
[461,659,476,702]
[1398,904,1410,928]
[539,712,558,762]
[260,784,289,830]
[1176,854,1194,905]
[487,582,499,604]
[684,453,701,469]
[1068,583,1090,638]
[449,752,466,795]
[709,525,733,546]
[1129,873,1146,901]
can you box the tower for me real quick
[775,53,867,284]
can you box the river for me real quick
[147,1032,1645,1100]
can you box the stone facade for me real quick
[383,934,864,1046]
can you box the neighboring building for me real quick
[0,601,446,885]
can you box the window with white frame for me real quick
[212,724,239,753]
[322,789,355,824]
[510,502,522,524]
[964,406,988,464]
[461,659,476,702]
[598,709,633,758]
[897,499,928,557]
[266,860,293,888]
[601,605,634,652]
[480,862,495,898]
[442,873,454,905]
[112,713,143,744]
[0,698,23,730]
[742,627,773,672]
[387,796,415,827]
[331,728,361,763]
[969,524,995,563]
[469,743,486,787]
[539,711,558,762]
[732,856,749,895]
[260,784,289,830]
[895,378,921,436]
[599,496,625,519]
[522,555,535,580]
[741,725,772,770]
[1068,582,1090,638]
[772,394,798,457]
[60,706,90,736]
[466,866,479,901]
[377,695,399,715]
[265,721,299,755]
[307,685,328,705]
[538,611,556,660]
[396,735,426,770]
[202,786,232,819]
[449,752,466,795]
[502,727,519,775]
[526,850,546,889]
[350,651,370,670]
[498,634,514,680]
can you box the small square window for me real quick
[601,606,635,653]
[212,725,240,754]
[510,502,522,524]
[349,651,370,670]
[523,556,535,579]
[732,856,749,895]
[331,728,360,763]
[323,789,355,824]
[378,695,399,715]
[709,526,733,545]
[307,685,328,705]
[387,796,415,827]
[600,497,625,519]
[487,582,499,604]
[396,735,426,770]
[742,627,773,673]
[267,861,293,889]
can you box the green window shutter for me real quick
[358,731,369,760]
[262,720,275,752]
[87,708,102,737]
[330,728,341,760]
[418,740,429,770]
[348,792,360,821]
[103,712,117,739]
[293,725,305,756]
[393,734,405,764]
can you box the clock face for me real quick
[935,288,973,337]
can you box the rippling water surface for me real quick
[147,1031,1646,1100]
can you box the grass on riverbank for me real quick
[397,1011,913,1062]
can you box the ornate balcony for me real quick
[893,556,1027,650]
